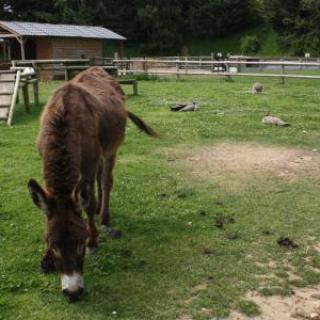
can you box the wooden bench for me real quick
[118,79,138,96]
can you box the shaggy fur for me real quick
[28,67,156,298]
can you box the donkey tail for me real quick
[127,111,158,137]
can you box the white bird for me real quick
[252,82,264,94]
[262,113,290,127]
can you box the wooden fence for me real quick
[11,58,115,80]
[6,57,320,82]
[113,58,320,81]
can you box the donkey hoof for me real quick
[86,246,98,255]
[101,225,122,239]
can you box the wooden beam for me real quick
[16,37,26,60]
[7,41,11,60]
[7,70,21,126]
[0,34,18,38]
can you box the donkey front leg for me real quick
[40,245,55,274]
[100,155,122,239]
[83,181,99,251]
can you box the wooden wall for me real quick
[36,37,103,59]
[52,38,102,59]
[36,37,103,80]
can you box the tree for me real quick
[265,0,320,55]
[188,0,260,37]
[135,0,183,53]
[0,0,262,54]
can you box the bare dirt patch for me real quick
[230,286,320,320]
[182,143,320,182]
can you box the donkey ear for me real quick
[74,179,91,208]
[28,179,48,211]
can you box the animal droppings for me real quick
[277,237,299,249]
[214,215,235,229]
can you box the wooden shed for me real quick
[0,21,126,61]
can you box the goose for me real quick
[252,82,264,94]
[179,101,199,112]
[262,113,290,127]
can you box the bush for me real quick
[240,35,261,54]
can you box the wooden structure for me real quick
[0,70,21,125]
[118,79,138,96]
[114,58,320,82]
[0,69,39,125]
[12,59,118,81]
[0,38,11,60]
[0,21,126,80]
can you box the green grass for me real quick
[2,75,320,319]
[237,300,260,317]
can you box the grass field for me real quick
[2,75,320,319]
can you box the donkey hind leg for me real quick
[100,155,122,239]
[84,181,99,252]
[96,161,102,215]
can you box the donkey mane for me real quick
[42,84,81,196]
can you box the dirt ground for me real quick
[183,143,320,183]
[180,143,320,319]
[230,285,320,320]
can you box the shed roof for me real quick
[0,21,126,40]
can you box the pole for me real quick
[17,37,26,60]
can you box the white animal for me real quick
[262,113,290,127]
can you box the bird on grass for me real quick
[252,82,264,94]
[170,101,199,112]
[262,112,290,127]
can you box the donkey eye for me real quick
[51,247,62,258]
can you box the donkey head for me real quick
[28,179,90,301]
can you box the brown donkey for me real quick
[28,67,157,301]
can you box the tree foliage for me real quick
[265,0,320,55]
[0,0,260,54]
[189,0,259,37]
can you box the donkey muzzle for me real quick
[61,273,84,301]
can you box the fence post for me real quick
[259,59,263,72]
[176,62,180,80]
[143,56,147,75]
[211,52,214,72]
[281,58,285,84]
[128,57,131,75]
[225,62,232,81]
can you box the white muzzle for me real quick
[61,273,84,293]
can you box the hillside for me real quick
[113,24,285,58]
[186,24,285,57]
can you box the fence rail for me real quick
[113,58,320,81]
[4,57,320,81]
[114,58,320,67]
